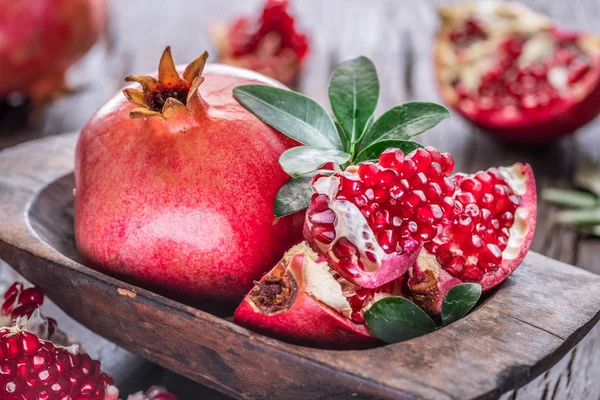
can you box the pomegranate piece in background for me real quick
[234,242,408,347]
[0,0,107,107]
[210,0,309,86]
[304,147,456,288]
[435,1,600,143]
[408,163,537,315]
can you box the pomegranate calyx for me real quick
[123,46,208,118]
[247,251,298,315]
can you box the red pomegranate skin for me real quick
[75,64,303,301]
[0,0,107,102]
[234,252,379,348]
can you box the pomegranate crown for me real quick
[123,46,208,119]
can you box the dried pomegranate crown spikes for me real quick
[123,46,209,119]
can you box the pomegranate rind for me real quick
[233,251,379,348]
[434,2,600,142]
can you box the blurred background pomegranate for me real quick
[0,0,108,110]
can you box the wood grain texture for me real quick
[0,133,599,400]
[1,0,600,398]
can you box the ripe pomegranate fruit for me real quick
[75,47,303,301]
[435,1,600,142]
[234,242,408,347]
[408,163,537,314]
[0,0,107,106]
[304,147,456,288]
[211,0,309,86]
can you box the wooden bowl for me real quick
[1,133,600,400]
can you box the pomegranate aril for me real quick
[481,243,503,263]
[445,257,465,277]
[332,239,358,259]
[377,230,396,253]
[308,208,335,224]
[418,224,438,241]
[312,225,336,244]
[350,311,365,324]
[378,149,405,170]
[417,204,443,224]
[373,210,390,229]
[358,162,379,185]
[339,174,362,196]
[461,264,484,282]
[459,178,482,197]
[568,60,591,84]
[377,169,399,187]
[456,192,477,204]
[440,153,455,174]
[408,148,432,171]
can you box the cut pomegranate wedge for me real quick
[435,1,600,142]
[408,163,537,314]
[234,242,408,347]
[210,0,309,86]
[304,147,456,288]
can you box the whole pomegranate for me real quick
[304,147,456,288]
[211,0,309,86]
[408,163,537,314]
[435,1,600,143]
[234,242,405,347]
[0,0,107,106]
[75,48,302,301]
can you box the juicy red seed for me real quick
[377,169,399,187]
[408,148,432,171]
[445,257,465,277]
[417,204,443,224]
[339,175,362,196]
[350,311,365,324]
[378,148,405,170]
[377,230,396,253]
[308,208,335,224]
[332,239,358,259]
[425,182,443,200]
[461,264,484,282]
[459,178,482,197]
[482,243,503,263]
[358,162,379,185]
[464,203,480,219]
[312,225,336,244]
[456,192,477,205]
[409,172,428,187]
[403,159,418,178]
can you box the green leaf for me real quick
[542,188,598,209]
[328,56,379,144]
[335,121,349,153]
[354,140,423,164]
[364,297,436,344]
[358,102,450,151]
[441,283,482,326]
[279,146,351,178]
[575,156,600,197]
[552,208,600,226]
[233,85,341,150]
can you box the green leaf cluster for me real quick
[233,56,450,217]
[364,283,482,344]
[542,156,600,237]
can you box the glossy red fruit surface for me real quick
[408,163,537,314]
[304,147,455,288]
[211,0,309,86]
[0,0,107,105]
[233,242,405,347]
[435,1,600,142]
[75,48,302,301]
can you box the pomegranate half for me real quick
[304,147,456,288]
[408,163,537,314]
[0,0,107,105]
[435,1,600,143]
[75,48,302,301]
[234,242,407,347]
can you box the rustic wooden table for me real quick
[1,0,599,398]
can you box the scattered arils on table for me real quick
[435,1,600,143]
[0,282,177,400]
[233,56,537,346]
[210,0,309,86]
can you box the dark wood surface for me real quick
[1,0,600,398]
[1,133,600,400]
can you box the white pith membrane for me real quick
[437,1,598,115]
[283,243,392,320]
[311,174,386,273]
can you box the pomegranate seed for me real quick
[378,149,405,170]
[461,264,484,282]
[456,192,477,204]
[440,153,455,174]
[445,257,465,277]
[350,311,365,324]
